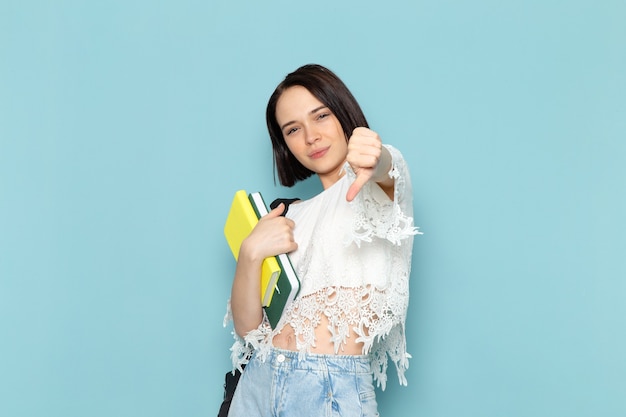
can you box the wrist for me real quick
[372,146,392,183]
[239,238,266,266]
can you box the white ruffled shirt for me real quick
[224,145,420,390]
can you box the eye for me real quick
[285,127,299,136]
[317,112,330,120]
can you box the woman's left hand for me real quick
[346,127,392,201]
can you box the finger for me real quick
[352,126,377,138]
[284,217,296,229]
[347,139,381,169]
[346,170,371,202]
[285,238,298,253]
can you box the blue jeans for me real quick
[228,348,379,417]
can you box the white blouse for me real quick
[224,145,421,390]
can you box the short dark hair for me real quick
[266,64,369,187]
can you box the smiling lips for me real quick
[309,147,329,159]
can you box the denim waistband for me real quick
[263,347,372,374]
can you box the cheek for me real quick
[284,139,306,162]
[285,140,316,170]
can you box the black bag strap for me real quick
[217,366,244,417]
[270,198,300,216]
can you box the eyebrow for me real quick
[280,105,328,131]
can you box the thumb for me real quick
[346,171,370,202]
[262,202,285,219]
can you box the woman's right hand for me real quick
[239,203,298,264]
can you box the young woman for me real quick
[224,64,420,417]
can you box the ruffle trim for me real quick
[344,145,421,248]
[223,296,410,391]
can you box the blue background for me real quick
[1,1,625,416]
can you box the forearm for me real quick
[230,243,264,337]
[229,203,297,337]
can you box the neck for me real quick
[318,165,346,190]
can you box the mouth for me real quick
[309,147,329,159]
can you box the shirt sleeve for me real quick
[344,144,420,247]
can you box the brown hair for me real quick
[266,64,369,187]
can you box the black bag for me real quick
[217,366,244,417]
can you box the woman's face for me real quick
[275,86,348,188]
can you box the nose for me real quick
[304,126,321,145]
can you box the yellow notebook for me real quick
[224,190,281,307]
